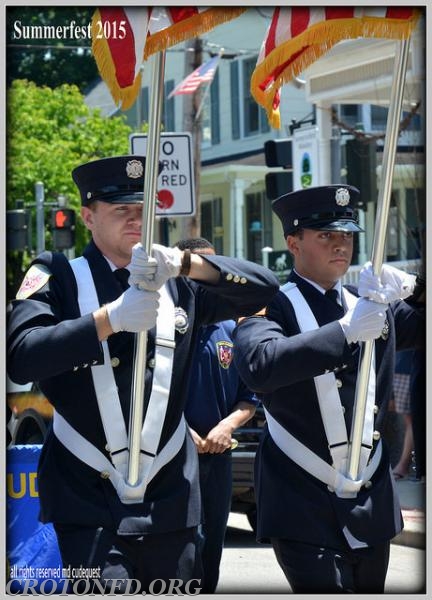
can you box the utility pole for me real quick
[180,37,203,239]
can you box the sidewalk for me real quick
[392,477,425,549]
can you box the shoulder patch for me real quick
[16,264,52,299]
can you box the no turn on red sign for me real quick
[130,133,195,216]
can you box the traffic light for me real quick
[265,172,293,200]
[7,209,29,251]
[264,139,292,168]
[345,139,377,208]
[264,139,293,200]
[50,208,76,250]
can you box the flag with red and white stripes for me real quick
[251,7,421,129]
[91,7,245,109]
[167,55,220,98]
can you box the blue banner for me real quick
[7,445,65,593]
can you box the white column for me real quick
[316,102,332,185]
[229,177,246,259]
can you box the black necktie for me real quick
[325,288,344,317]
[114,268,130,291]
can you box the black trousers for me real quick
[271,538,390,594]
[54,523,203,594]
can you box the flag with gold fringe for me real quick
[92,6,246,110]
[252,7,421,129]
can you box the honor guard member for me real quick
[7,156,279,594]
[233,185,425,594]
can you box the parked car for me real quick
[230,405,265,533]
[7,377,52,446]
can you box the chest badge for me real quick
[174,306,189,334]
[216,340,234,369]
[381,318,389,340]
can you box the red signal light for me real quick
[55,210,69,228]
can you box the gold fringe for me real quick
[91,10,144,110]
[252,10,422,129]
[92,7,246,110]
[145,8,247,58]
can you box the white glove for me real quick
[128,242,182,291]
[106,286,159,333]
[358,261,416,304]
[339,297,387,344]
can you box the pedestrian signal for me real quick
[51,208,75,250]
[7,209,29,251]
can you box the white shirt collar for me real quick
[293,269,343,300]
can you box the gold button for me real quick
[373,404,379,414]
[100,470,110,479]
[111,357,120,367]
[148,358,156,368]
[105,444,110,452]
[233,275,240,283]
[240,277,247,284]
[226,273,233,281]
[364,480,373,489]
[373,430,381,441]
[336,379,342,388]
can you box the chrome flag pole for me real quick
[127,50,166,486]
[346,39,411,480]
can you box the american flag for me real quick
[91,7,245,110]
[168,55,220,98]
[251,7,421,129]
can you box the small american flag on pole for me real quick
[168,55,220,98]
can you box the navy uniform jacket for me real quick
[233,270,424,549]
[185,320,258,438]
[7,240,278,535]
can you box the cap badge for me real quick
[126,159,143,179]
[335,188,350,206]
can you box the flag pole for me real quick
[127,50,166,486]
[346,39,411,481]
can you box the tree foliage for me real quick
[6,79,133,299]
[7,7,98,92]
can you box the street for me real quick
[214,513,426,595]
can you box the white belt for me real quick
[53,411,186,503]
[264,408,382,498]
[278,282,378,497]
[65,256,178,503]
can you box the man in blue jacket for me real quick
[7,156,279,594]
[233,184,424,593]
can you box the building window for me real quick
[231,58,269,140]
[242,58,270,136]
[201,70,220,146]
[245,190,272,263]
[340,104,361,128]
[201,197,224,253]
[164,80,175,131]
[370,105,388,132]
